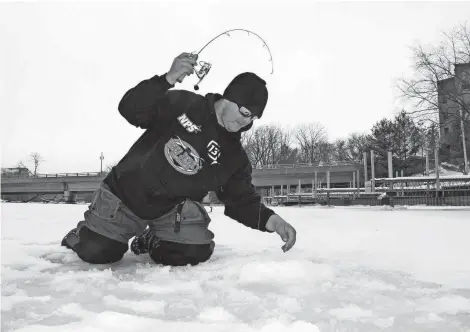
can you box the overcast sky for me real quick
[1,1,470,173]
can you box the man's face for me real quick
[215,99,258,132]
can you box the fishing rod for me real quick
[177,29,274,90]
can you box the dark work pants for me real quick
[64,225,214,265]
[62,184,214,266]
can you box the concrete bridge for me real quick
[1,163,363,202]
[252,163,362,188]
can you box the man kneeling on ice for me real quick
[61,52,297,266]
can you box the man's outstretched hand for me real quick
[265,214,297,252]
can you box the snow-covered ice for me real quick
[2,202,470,332]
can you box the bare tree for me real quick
[242,126,267,166]
[242,126,269,166]
[263,126,278,166]
[243,123,372,167]
[397,22,470,124]
[16,153,44,176]
[265,125,295,165]
[294,122,328,163]
[29,152,44,176]
[240,129,252,151]
[242,124,293,167]
[278,127,296,164]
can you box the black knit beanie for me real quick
[222,72,268,119]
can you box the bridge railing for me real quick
[1,172,104,179]
[35,172,104,178]
[2,172,106,179]
[252,162,360,169]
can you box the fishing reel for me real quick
[177,53,212,90]
[192,59,212,91]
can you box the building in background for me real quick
[438,63,470,170]
[1,167,31,179]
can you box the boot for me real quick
[61,228,78,249]
[131,228,160,255]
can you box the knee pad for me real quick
[74,226,128,264]
[149,239,215,266]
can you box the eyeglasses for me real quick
[238,106,258,120]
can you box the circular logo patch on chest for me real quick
[164,137,203,175]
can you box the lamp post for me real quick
[460,108,468,175]
[100,152,104,174]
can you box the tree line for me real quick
[241,110,439,178]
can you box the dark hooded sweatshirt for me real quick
[103,73,275,232]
